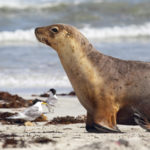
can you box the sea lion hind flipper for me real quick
[93,123,122,133]
[133,108,150,132]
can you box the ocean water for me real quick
[0,0,150,94]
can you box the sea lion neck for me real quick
[56,33,104,95]
[56,28,104,68]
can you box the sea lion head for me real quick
[35,24,82,52]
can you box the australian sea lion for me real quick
[35,24,150,133]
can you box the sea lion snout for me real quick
[35,27,45,41]
[35,27,51,46]
[35,27,42,36]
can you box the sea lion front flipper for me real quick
[86,125,98,133]
[93,123,121,133]
[133,108,150,132]
[86,107,122,133]
[92,105,121,133]
[86,112,97,132]
[86,124,121,133]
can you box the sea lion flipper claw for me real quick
[93,123,122,133]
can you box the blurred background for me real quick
[0,0,150,94]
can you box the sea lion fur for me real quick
[35,24,150,133]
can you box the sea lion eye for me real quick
[51,27,59,33]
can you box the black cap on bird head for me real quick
[48,88,56,95]
[32,99,42,105]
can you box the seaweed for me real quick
[0,91,32,108]
[57,91,76,96]
[2,138,18,148]
[46,115,86,125]
[33,137,56,144]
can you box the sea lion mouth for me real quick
[36,35,51,46]
[36,35,43,42]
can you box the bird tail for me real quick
[6,116,19,119]
[6,113,21,120]
[133,107,150,131]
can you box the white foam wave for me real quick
[0,23,150,44]
[0,0,61,9]
[0,72,71,88]
[0,28,37,44]
[0,0,101,10]
[81,22,150,40]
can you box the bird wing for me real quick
[46,97,57,105]
[23,106,41,119]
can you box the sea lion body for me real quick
[35,24,150,132]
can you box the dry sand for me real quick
[0,95,150,150]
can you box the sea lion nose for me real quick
[35,27,43,36]
[35,28,38,34]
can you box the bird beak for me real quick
[42,102,48,105]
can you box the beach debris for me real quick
[2,138,18,148]
[39,93,49,97]
[0,91,32,108]
[0,133,26,148]
[46,115,86,125]
[57,91,76,96]
[33,137,56,144]
[37,89,76,97]
[1,134,57,148]
[68,91,76,96]
[0,133,18,138]
[2,138,26,148]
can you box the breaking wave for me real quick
[0,0,103,10]
[81,22,150,40]
[0,71,71,89]
[0,22,150,44]
[0,28,36,44]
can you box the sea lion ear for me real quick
[50,26,59,33]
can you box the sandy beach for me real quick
[0,95,149,150]
[0,0,150,149]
